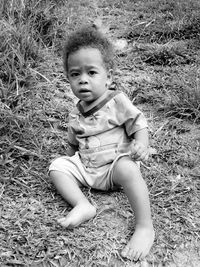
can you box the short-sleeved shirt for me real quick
[67,90,148,168]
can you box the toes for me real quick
[122,247,148,262]
[57,217,65,224]
[130,250,141,261]
[122,247,141,261]
[126,248,134,259]
[127,248,136,260]
[121,246,129,258]
[57,218,70,227]
[140,259,149,267]
[139,251,146,261]
[134,251,142,262]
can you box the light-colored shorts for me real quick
[49,152,131,191]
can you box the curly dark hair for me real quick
[63,25,114,72]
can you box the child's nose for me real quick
[79,73,88,83]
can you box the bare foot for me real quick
[57,202,96,228]
[121,224,155,261]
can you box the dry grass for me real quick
[0,0,200,266]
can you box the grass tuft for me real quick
[124,0,200,44]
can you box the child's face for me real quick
[67,47,112,104]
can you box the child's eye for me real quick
[70,72,79,77]
[89,71,97,76]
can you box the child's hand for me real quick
[130,140,149,162]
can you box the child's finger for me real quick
[133,150,149,161]
[131,144,144,155]
[142,151,149,161]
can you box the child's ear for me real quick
[106,69,113,87]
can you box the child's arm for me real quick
[113,92,150,161]
[67,119,78,156]
[67,144,78,157]
[130,128,149,162]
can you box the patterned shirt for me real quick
[67,90,148,168]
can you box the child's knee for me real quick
[113,156,141,184]
[48,157,72,179]
[116,156,139,173]
[49,170,59,179]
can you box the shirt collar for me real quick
[76,89,120,117]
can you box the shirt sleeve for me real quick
[113,92,148,136]
[67,125,79,148]
[67,109,79,148]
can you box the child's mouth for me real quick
[79,89,91,93]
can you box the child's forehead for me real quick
[68,47,105,67]
[70,46,103,58]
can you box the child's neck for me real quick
[80,90,111,112]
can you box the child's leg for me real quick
[50,171,96,228]
[112,156,155,261]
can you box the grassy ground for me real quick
[0,0,200,266]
